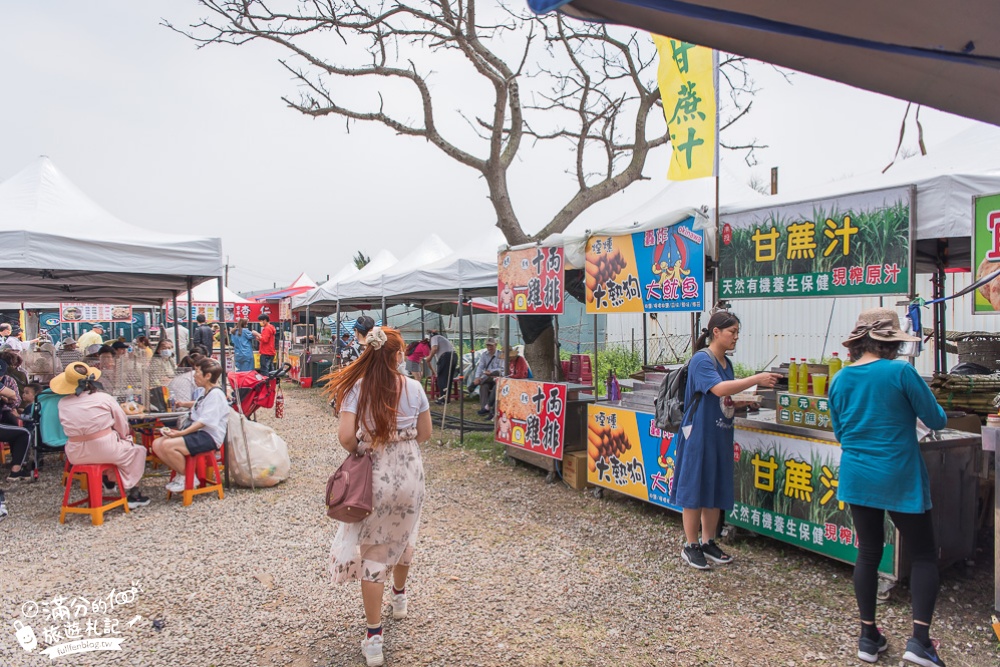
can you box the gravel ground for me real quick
[0,384,997,667]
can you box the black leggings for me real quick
[0,421,31,468]
[850,504,938,624]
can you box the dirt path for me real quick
[0,384,996,666]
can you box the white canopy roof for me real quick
[297,250,398,308]
[0,157,223,304]
[723,124,1000,241]
[174,281,252,304]
[381,229,504,301]
[335,235,453,303]
[292,262,360,309]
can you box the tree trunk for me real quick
[524,326,560,382]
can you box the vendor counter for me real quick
[583,403,982,582]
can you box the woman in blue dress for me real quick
[669,311,780,570]
[230,318,255,372]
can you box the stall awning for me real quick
[530,0,1000,126]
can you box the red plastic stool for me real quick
[60,463,129,526]
[167,447,225,507]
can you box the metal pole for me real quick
[458,288,464,444]
[381,296,387,327]
[468,300,476,377]
[593,313,598,398]
[642,314,648,367]
[553,315,560,381]
[217,277,230,490]
[504,314,510,377]
[335,300,341,357]
[172,292,180,363]
[186,277,194,350]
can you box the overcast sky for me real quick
[1,1,990,294]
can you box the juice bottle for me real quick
[828,352,842,380]
[798,358,810,395]
[788,359,798,393]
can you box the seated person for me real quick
[111,341,129,357]
[5,383,42,481]
[57,337,81,369]
[151,358,228,493]
[51,362,150,507]
[1,359,31,483]
[471,338,503,416]
[507,345,530,379]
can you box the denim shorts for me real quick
[182,430,218,455]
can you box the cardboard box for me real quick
[562,451,591,490]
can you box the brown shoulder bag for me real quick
[325,450,374,522]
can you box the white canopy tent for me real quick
[335,235,453,305]
[0,157,223,304]
[296,250,397,310]
[174,281,252,304]
[381,229,504,302]
[291,262,360,310]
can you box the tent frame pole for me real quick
[217,276,230,489]
[458,288,464,444]
[171,292,180,363]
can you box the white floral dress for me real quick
[330,377,427,584]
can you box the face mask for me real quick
[160,350,172,357]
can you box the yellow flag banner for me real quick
[653,35,717,181]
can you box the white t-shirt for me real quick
[190,386,229,445]
[430,334,454,355]
[340,377,429,430]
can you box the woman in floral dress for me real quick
[323,326,431,667]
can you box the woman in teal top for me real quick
[828,308,947,667]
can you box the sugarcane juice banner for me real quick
[585,216,705,313]
[972,192,1000,314]
[732,426,894,574]
[497,247,564,315]
[585,405,682,511]
[495,378,567,459]
[718,186,912,299]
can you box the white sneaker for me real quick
[165,475,199,493]
[361,633,384,667]
[391,591,407,619]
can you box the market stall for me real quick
[572,186,984,586]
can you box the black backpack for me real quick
[654,351,706,432]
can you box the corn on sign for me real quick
[972,192,1000,314]
[718,186,913,299]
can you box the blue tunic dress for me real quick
[668,349,736,510]
[828,359,946,513]
[231,329,255,371]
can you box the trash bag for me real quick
[948,361,993,375]
[224,411,290,488]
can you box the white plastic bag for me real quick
[224,411,290,488]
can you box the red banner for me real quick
[498,247,564,315]
[165,302,280,323]
[494,378,567,459]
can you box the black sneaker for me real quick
[6,467,31,482]
[902,637,945,667]
[126,490,151,508]
[701,539,733,565]
[681,543,710,570]
[858,632,888,663]
[103,479,118,494]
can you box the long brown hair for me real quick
[322,327,404,447]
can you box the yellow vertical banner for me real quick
[653,35,717,181]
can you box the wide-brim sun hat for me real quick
[842,307,920,346]
[50,361,102,395]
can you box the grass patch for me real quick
[437,427,507,462]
